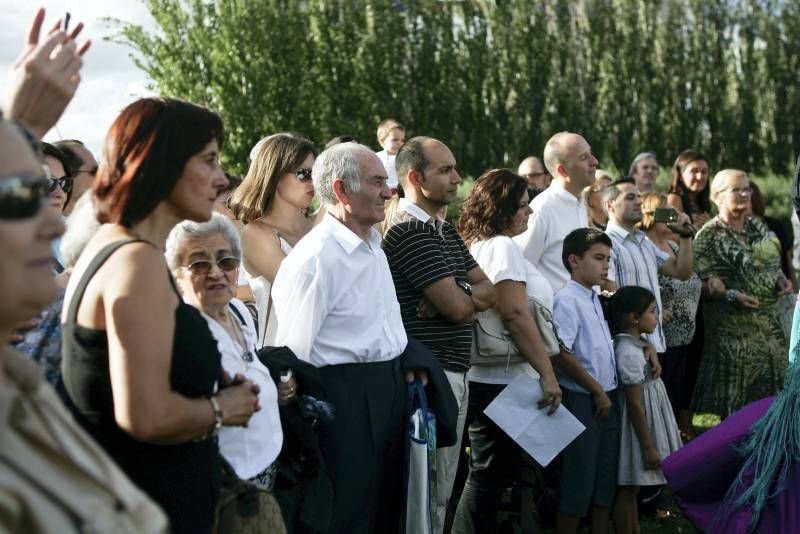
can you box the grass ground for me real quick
[530,413,722,533]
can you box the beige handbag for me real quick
[471,296,563,367]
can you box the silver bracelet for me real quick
[726,289,739,303]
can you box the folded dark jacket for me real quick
[398,335,460,448]
[257,345,332,533]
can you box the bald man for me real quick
[518,155,552,190]
[513,133,597,291]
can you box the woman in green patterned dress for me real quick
[692,169,793,418]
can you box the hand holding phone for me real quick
[653,207,677,224]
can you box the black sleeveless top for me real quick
[61,239,222,534]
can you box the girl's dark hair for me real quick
[609,286,656,333]
[667,149,711,215]
[94,97,224,227]
[458,168,529,245]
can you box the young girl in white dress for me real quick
[610,286,683,534]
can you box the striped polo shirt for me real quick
[382,200,478,373]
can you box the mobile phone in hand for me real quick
[653,207,678,224]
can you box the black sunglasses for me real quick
[48,175,73,194]
[294,168,313,183]
[0,175,50,220]
[180,256,240,276]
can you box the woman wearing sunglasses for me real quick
[0,119,168,531]
[60,97,260,534]
[167,212,294,491]
[40,142,76,213]
[229,133,318,347]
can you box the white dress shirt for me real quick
[273,212,408,367]
[203,298,282,479]
[513,181,588,293]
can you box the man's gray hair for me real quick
[628,152,658,176]
[60,191,101,269]
[165,212,242,272]
[313,142,371,206]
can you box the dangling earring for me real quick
[634,319,639,326]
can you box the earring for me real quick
[634,320,639,326]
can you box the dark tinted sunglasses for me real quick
[294,168,313,183]
[180,256,240,276]
[48,175,73,194]
[0,175,50,220]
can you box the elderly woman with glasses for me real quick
[691,169,791,418]
[166,212,294,489]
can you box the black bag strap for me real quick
[65,239,146,324]
[228,301,248,328]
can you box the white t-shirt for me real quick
[468,235,554,384]
[376,150,398,189]
[204,298,283,479]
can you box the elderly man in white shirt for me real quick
[272,142,426,534]
[514,132,598,292]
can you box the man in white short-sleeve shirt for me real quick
[514,132,597,292]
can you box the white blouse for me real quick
[203,298,283,479]
[468,235,554,385]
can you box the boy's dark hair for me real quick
[561,227,612,272]
[609,286,656,333]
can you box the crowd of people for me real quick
[3,7,800,534]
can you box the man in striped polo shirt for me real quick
[383,136,495,533]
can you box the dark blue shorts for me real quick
[558,388,622,516]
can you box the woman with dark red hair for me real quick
[61,97,260,533]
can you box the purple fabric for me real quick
[663,396,800,532]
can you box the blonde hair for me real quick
[638,192,667,232]
[583,170,613,222]
[376,119,404,144]
[710,169,748,207]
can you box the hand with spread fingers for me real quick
[5,8,92,138]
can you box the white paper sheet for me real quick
[484,374,585,467]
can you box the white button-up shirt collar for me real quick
[273,212,408,367]
[398,198,435,223]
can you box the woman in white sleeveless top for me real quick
[230,133,319,347]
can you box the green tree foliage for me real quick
[112,0,800,178]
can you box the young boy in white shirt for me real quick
[552,227,620,534]
[375,118,405,193]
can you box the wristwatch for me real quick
[457,280,473,296]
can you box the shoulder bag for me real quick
[471,295,563,367]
